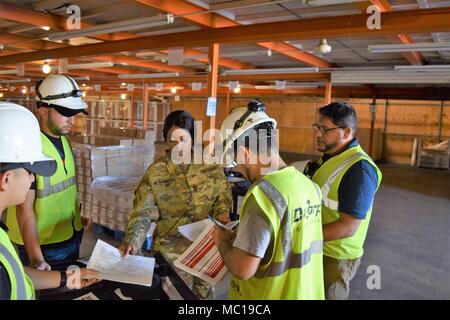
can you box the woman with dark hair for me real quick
[119,110,232,299]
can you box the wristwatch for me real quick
[59,271,67,288]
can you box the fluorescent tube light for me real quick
[48,14,175,41]
[222,67,319,75]
[118,72,179,79]
[0,78,31,84]
[368,42,450,53]
[394,65,450,72]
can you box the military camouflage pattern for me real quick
[124,153,231,299]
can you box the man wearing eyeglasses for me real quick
[308,102,382,300]
[6,74,88,271]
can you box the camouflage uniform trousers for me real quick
[156,236,215,300]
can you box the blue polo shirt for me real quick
[320,138,379,219]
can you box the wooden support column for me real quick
[324,82,332,105]
[437,100,444,142]
[207,43,219,134]
[143,83,149,129]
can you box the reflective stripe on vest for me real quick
[36,176,76,198]
[253,179,323,278]
[320,152,368,211]
[0,243,27,299]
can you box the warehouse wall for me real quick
[170,96,450,164]
[4,94,448,165]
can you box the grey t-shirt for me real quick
[232,194,272,258]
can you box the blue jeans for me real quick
[17,232,81,269]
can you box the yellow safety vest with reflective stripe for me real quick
[0,228,35,300]
[229,167,325,300]
[7,133,81,245]
[312,144,382,260]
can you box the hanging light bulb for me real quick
[233,86,241,94]
[0,93,4,98]
[21,87,27,94]
[170,87,177,94]
[120,93,127,100]
[82,91,86,97]
[315,38,332,54]
[267,49,272,57]
[42,62,51,74]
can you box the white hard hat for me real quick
[35,74,88,116]
[220,99,276,167]
[0,103,56,176]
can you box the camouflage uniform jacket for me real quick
[124,153,232,254]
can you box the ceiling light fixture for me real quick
[394,65,450,72]
[316,39,332,54]
[42,62,51,74]
[118,72,179,79]
[222,67,319,76]
[368,42,450,53]
[48,14,175,41]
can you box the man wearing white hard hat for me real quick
[0,103,98,299]
[6,74,88,271]
[213,99,325,300]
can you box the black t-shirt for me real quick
[30,132,66,190]
[0,221,12,300]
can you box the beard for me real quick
[316,139,338,154]
[47,114,65,136]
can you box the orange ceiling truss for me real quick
[136,0,335,68]
[0,2,253,70]
[0,7,448,66]
[368,0,424,65]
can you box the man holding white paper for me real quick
[213,100,325,300]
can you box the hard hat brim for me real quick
[1,156,57,177]
[22,158,57,177]
[53,104,89,117]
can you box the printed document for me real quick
[87,239,155,287]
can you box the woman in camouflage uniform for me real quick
[118,110,232,299]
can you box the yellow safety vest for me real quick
[7,133,81,245]
[0,228,35,300]
[312,144,382,260]
[229,167,325,300]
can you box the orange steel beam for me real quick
[258,42,335,68]
[369,0,424,65]
[0,2,252,70]
[136,0,334,68]
[325,82,332,104]
[0,2,135,41]
[143,83,149,129]
[94,55,194,73]
[0,32,197,73]
[1,8,447,65]
[207,43,219,132]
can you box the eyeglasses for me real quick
[312,123,346,134]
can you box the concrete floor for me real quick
[80,159,450,300]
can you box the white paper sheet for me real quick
[74,292,99,300]
[177,219,210,241]
[178,219,239,241]
[174,221,228,285]
[87,239,155,287]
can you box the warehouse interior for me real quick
[0,0,449,300]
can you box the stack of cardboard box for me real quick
[72,128,159,231]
